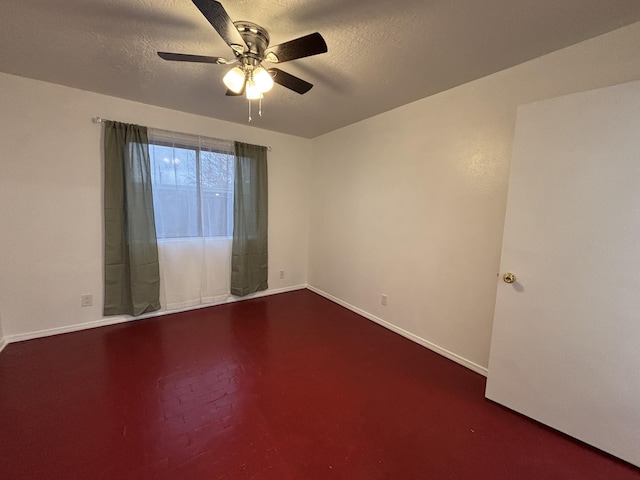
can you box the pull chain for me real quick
[259,98,262,117]
[248,99,252,123]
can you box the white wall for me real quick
[0,72,310,339]
[308,22,640,372]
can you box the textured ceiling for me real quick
[1,0,640,138]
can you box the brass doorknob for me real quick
[503,272,516,284]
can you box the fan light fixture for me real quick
[222,64,275,120]
[223,67,245,93]
[223,65,274,98]
[245,80,263,100]
[253,67,274,92]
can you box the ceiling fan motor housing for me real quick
[234,21,270,66]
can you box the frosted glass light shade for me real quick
[223,67,245,93]
[253,67,274,93]
[245,80,263,100]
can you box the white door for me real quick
[486,80,640,467]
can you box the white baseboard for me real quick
[3,284,307,346]
[307,285,488,377]
[0,337,7,354]
[5,314,139,344]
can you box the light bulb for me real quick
[245,80,263,100]
[223,67,245,93]
[253,67,274,93]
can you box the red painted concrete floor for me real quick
[1,290,638,479]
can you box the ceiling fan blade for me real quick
[158,52,228,64]
[191,0,247,51]
[269,68,313,94]
[264,32,327,63]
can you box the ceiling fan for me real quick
[158,0,328,119]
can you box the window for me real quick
[148,130,234,239]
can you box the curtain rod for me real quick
[92,117,272,151]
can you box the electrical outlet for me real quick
[81,294,93,307]
[381,294,388,306]
[279,270,285,279]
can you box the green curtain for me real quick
[231,141,268,296]
[103,121,161,316]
